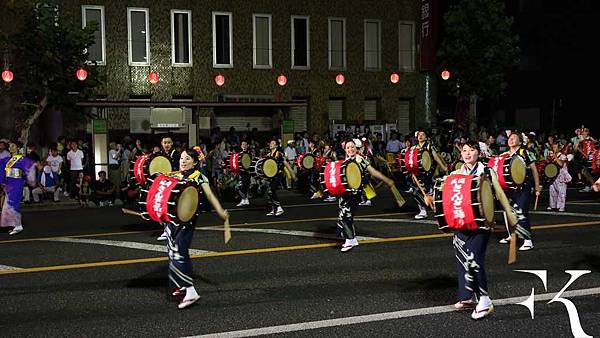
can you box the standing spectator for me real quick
[25,142,41,162]
[108,142,122,189]
[372,133,386,157]
[66,141,84,198]
[496,130,508,153]
[46,147,63,175]
[283,140,297,189]
[385,133,402,154]
[121,143,131,183]
[0,140,10,159]
[32,165,60,202]
[56,136,67,157]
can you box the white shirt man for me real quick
[67,147,84,171]
[46,150,64,174]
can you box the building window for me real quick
[171,10,192,66]
[81,5,106,65]
[399,21,415,72]
[127,8,150,66]
[253,14,272,69]
[328,18,346,70]
[213,12,233,68]
[364,99,378,120]
[291,16,310,69]
[364,20,381,70]
[328,98,344,121]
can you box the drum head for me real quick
[302,155,315,169]
[240,153,252,170]
[177,186,199,223]
[478,178,495,224]
[421,151,433,172]
[345,162,362,189]
[149,156,172,176]
[263,158,279,178]
[545,163,559,178]
[509,157,527,185]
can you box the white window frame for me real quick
[127,7,150,66]
[81,5,106,66]
[252,13,272,69]
[291,15,310,70]
[398,20,416,72]
[328,17,346,70]
[212,11,233,68]
[364,19,382,71]
[170,9,192,67]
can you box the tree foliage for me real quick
[1,0,102,139]
[437,0,519,100]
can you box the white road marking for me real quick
[45,237,213,255]
[227,201,346,212]
[197,227,380,241]
[0,264,22,271]
[355,217,438,225]
[530,211,600,218]
[566,201,600,205]
[187,287,600,338]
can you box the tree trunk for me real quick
[19,96,48,149]
[468,93,478,140]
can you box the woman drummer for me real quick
[407,130,448,219]
[167,148,229,309]
[265,139,296,216]
[337,139,395,252]
[426,141,518,319]
[498,132,541,251]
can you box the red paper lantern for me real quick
[335,73,345,85]
[277,74,287,86]
[441,69,451,80]
[390,72,400,84]
[2,69,13,83]
[214,74,225,86]
[149,71,159,84]
[76,68,87,81]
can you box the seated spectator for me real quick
[80,175,92,207]
[91,171,116,207]
[32,165,61,202]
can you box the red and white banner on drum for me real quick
[441,174,477,231]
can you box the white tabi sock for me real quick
[183,286,199,301]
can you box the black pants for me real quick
[266,176,282,210]
[236,171,251,199]
[454,230,490,301]
[506,182,533,240]
[337,194,361,239]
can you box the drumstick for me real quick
[122,207,143,218]
[412,174,432,207]
[390,185,406,208]
[223,218,231,244]
[508,232,517,264]
[534,193,539,211]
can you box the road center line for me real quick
[188,287,600,338]
[45,237,213,255]
[530,210,600,218]
[198,227,380,241]
[1,220,599,276]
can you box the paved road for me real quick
[1,188,600,337]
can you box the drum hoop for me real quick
[148,155,172,176]
[508,156,526,185]
[421,150,433,171]
[344,161,362,189]
[176,185,199,223]
[302,154,315,169]
[262,158,278,178]
[544,162,559,178]
[477,174,495,225]
[240,153,252,170]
